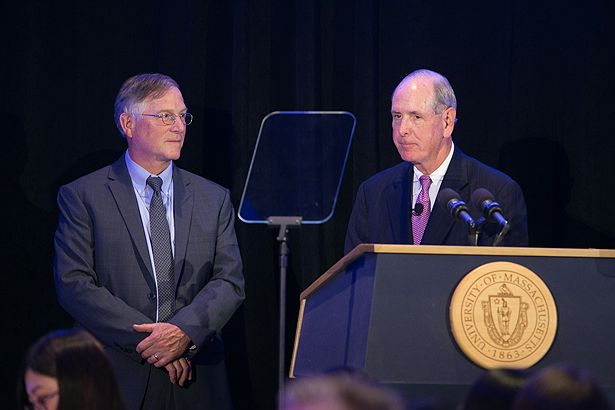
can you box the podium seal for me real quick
[450,261,557,368]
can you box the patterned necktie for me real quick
[146,176,174,322]
[412,175,432,245]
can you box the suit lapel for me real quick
[421,149,469,245]
[106,157,156,290]
[385,163,411,244]
[172,166,193,289]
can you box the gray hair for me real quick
[114,73,180,137]
[395,69,457,113]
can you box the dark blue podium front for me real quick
[290,244,615,406]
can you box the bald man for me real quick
[345,69,528,252]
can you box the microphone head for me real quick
[437,188,468,218]
[438,188,461,212]
[471,188,503,218]
[471,188,495,210]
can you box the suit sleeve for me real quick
[344,182,369,254]
[54,184,152,362]
[169,189,245,348]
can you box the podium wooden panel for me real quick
[290,244,615,403]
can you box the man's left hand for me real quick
[133,323,191,367]
[164,357,192,386]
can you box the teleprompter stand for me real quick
[238,112,356,407]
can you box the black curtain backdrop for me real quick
[4,1,615,409]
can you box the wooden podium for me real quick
[290,244,615,405]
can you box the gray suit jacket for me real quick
[54,156,245,409]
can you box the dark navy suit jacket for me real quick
[54,156,245,409]
[345,148,528,253]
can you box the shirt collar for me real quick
[124,151,173,194]
[413,142,455,182]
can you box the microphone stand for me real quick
[492,221,510,247]
[468,217,485,246]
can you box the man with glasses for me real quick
[345,69,528,252]
[54,73,245,409]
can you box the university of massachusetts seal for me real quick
[449,261,557,368]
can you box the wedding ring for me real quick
[154,353,159,360]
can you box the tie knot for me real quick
[147,176,163,194]
[419,175,432,190]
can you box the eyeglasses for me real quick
[140,112,193,126]
[25,391,59,410]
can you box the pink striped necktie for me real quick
[412,175,432,245]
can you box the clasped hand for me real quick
[133,323,192,386]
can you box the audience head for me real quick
[281,370,405,410]
[18,328,125,410]
[462,368,529,410]
[512,363,611,410]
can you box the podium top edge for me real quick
[299,244,615,299]
[369,244,615,258]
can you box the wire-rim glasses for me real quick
[140,112,193,125]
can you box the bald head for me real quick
[393,69,457,115]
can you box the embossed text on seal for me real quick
[450,261,557,368]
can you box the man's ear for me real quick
[443,107,457,138]
[119,112,134,139]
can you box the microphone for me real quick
[471,188,510,246]
[412,203,424,216]
[437,188,476,229]
[471,188,509,228]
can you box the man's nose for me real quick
[398,117,412,135]
[170,117,186,132]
